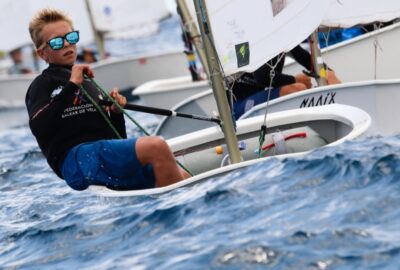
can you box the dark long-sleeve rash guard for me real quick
[231,45,312,100]
[25,64,127,178]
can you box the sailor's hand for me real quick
[70,64,94,86]
[108,88,127,114]
[295,73,312,89]
[327,70,342,85]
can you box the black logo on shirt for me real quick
[73,89,87,106]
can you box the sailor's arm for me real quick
[289,45,312,70]
[27,79,77,136]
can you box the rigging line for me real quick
[56,67,123,137]
[372,23,384,80]
[264,52,286,71]
[320,28,331,70]
[257,68,276,158]
[373,37,384,80]
[228,78,237,102]
[257,54,285,158]
[321,28,331,50]
[262,69,276,123]
[79,85,122,139]
[86,76,150,136]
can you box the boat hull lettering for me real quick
[299,91,336,108]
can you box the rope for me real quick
[319,28,334,79]
[87,76,150,136]
[373,29,383,80]
[361,23,384,80]
[79,85,122,139]
[257,52,285,157]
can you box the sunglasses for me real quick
[44,30,80,50]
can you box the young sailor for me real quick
[26,8,190,191]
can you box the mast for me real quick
[309,30,327,86]
[193,0,242,164]
[176,0,210,78]
[84,0,106,60]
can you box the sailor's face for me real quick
[37,21,77,66]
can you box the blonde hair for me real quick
[29,8,74,49]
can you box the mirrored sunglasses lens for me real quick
[49,37,64,50]
[66,31,79,44]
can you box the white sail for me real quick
[0,0,171,52]
[0,0,93,52]
[88,0,171,39]
[322,0,400,28]
[0,1,33,51]
[199,0,329,75]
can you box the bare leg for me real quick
[180,168,192,179]
[280,83,307,97]
[135,136,190,187]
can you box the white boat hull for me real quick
[91,50,188,93]
[133,76,209,109]
[89,104,371,197]
[284,22,400,83]
[0,74,36,108]
[156,79,400,138]
[241,79,400,136]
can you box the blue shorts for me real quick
[61,138,156,191]
[233,88,280,119]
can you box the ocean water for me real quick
[1,16,400,270]
[1,116,400,270]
